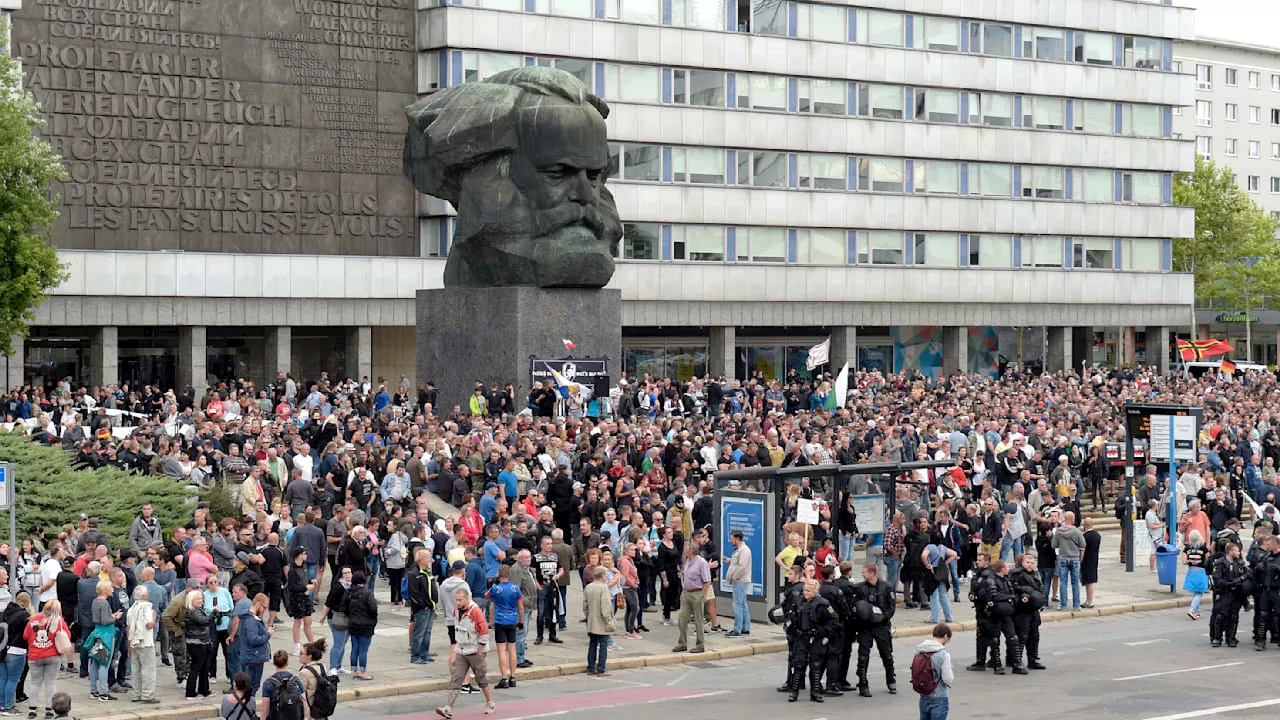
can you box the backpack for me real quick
[304,665,338,718]
[910,650,939,695]
[268,674,305,720]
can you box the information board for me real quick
[718,495,766,598]
[850,494,886,535]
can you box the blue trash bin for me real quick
[1155,543,1178,586]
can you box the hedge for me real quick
[0,431,199,549]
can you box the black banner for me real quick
[530,357,610,397]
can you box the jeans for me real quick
[623,588,641,633]
[89,658,110,696]
[731,582,751,634]
[1190,592,1204,614]
[558,586,568,629]
[305,562,319,601]
[349,633,372,673]
[884,556,902,594]
[1056,558,1081,610]
[245,661,264,696]
[226,633,242,679]
[537,587,557,640]
[919,694,949,720]
[948,562,960,600]
[411,609,435,663]
[839,533,857,563]
[329,621,349,671]
[515,609,531,663]
[1039,568,1055,597]
[586,633,609,674]
[1000,535,1024,562]
[367,555,382,592]
[928,586,954,623]
[866,544,885,580]
[0,653,24,708]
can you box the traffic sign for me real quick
[0,463,10,510]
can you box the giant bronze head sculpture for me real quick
[403,67,623,288]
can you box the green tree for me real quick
[0,18,67,358]
[1173,154,1280,309]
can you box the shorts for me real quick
[493,624,517,644]
[703,585,715,601]
[447,626,457,645]
[267,582,283,612]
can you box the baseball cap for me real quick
[485,482,498,490]
[236,551,251,565]
[450,560,466,573]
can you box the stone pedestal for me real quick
[417,287,622,413]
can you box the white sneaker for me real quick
[484,703,497,715]
[336,668,351,675]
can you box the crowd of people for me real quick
[2,363,1280,719]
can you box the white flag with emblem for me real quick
[806,338,830,370]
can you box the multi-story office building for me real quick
[3,0,1195,392]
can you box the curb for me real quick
[88,597,1194,720]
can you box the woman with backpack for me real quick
[299,639,336,720]
[345,574,378,681]
[259,650,305,720]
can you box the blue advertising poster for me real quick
[719,495,766,597]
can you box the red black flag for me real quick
[1177,338,1234,361]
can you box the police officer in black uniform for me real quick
[853,563,896,697]
[1010,553,1046,671]
[816,565,851,696]
[966,552,995,672]
[831,561,860,693]
[1210,541,1248,647]
[1252,534,1280,651]
[790,578,840,703]
[983,559,1022,675]
[776,564,807,694]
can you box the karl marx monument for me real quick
[406,67,624,410]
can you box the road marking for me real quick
[666,670,692,686]
[1051,648,1096,656]
[1123,638,1169,646]
[1115,662,1244,681]
[1138,698,1280,720]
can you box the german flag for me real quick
[1177,338,1235,361]
[1220,359,1238,374]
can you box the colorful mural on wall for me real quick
[891,326,1001,378]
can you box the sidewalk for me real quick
[73,529,1200,720]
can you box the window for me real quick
[1273,109,1280,125]
[1195,100,1212,126]
[1076,100,1113,134]
[1251,140,1261,158]
[671,225,724,261]
[795,3,845,42]
[1225,68,1238,86]
[797,79,846,115]
[1195,64,1212,90]
[1025,236,1064,267]
[913,160,959,194]
[1273,142,1280,159]
[968,234,1012,268]
[619,222,660,259]
[1124,36,1162,69]
[1195,135,1212,157]
[606,64,661,103]
[923,17,960,52]
[1028,97,1066,130]
[915,88,959,123]
[1274,74,1280,91]
[461,52,521,83]
[968,163,1012,197]
[857,84,905,119]
[970,22,1013,57]
[1123,104,1161,137]
[751,0,787,36]
[604,0,661,23]
[857,157,905,192]
[671,0,725,30]
[912,232,958,266]
[1073,168,1113,203]
[1073,238,1113,269]
[1225,138,1238,156]
[969,92,1012,127]
[1251,106,1262,123]
[797,229,846,265]
[1121,171,1161,203]
[534,57,593,88]
[1248,175,1260,192]
[1076,33,1114,65]
[533,0,593,16]
[1272,177,1280,194]
[1022,166,1064,199]
[1024,27,1067,61]
[797,154,847,190]
[855,9,904,46]
[671,147,725,184]
[740,74,787,111]
[1124,239,1161,271]
[1251,71,1262,89]
[609,142,662,181]
[738,151,786,187]
[856,231,903,265]
[1173,60,1182,73]
[1226,103,1238,121]
[737,227,786,262]
[672,69,725,107]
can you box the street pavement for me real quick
[344,611,1280,720]
[59,529,1210,718]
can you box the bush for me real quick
[0,432,198,549]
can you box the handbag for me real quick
[53,623,73,656]
[615,593,625,609]
[330,610,348,631]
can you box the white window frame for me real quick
[739,74,787,112]
[610,142,663,182]
[912,232,959,267]
[1073,168,1113,203]
[618,222,662,260]
[923,16,960,52]
[970,21,1014,57]
[915,87,960,123]
[1123,104,1161,137]
[854,9,905,47]
[797,229,847,265]
[672,69,726,107]
[1077,33,1115,66]
[1251,70,1262,89]
[969,163,1013,197]
[1250,140,1261,159]
[671,225,725,261]
[1251,106,1262,123]
[1195,99,1212,127]
[1123,239,1161,271]
[606,63,662,103]
[1226,103,1238,122]
[671,147,726,185]
[1225,68,1238,86]
[857,157,905,193]
[1023,26,1067,62]
[968,234,1013,268]
[736,227,787,263]
[1225,138,1238,157]
[1196,135,1212,157]
[968,92,1012,127]
[1025,236,1065,268]
[913,160,959,194]
[856,231,904,265]
[797,78,847,116]
[1196,64,1212,90]
[737,150,787,188]
[858,83,905,120]
[794,3,846,42]
[1022,166,1065,199]
[1075,100,1113,134]
[1248,175,1260,193]
[797,154,848,190]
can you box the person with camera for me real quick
[1010,554,1046,671]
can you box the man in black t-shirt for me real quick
[532,536,563,644]
[256,533,287,625]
